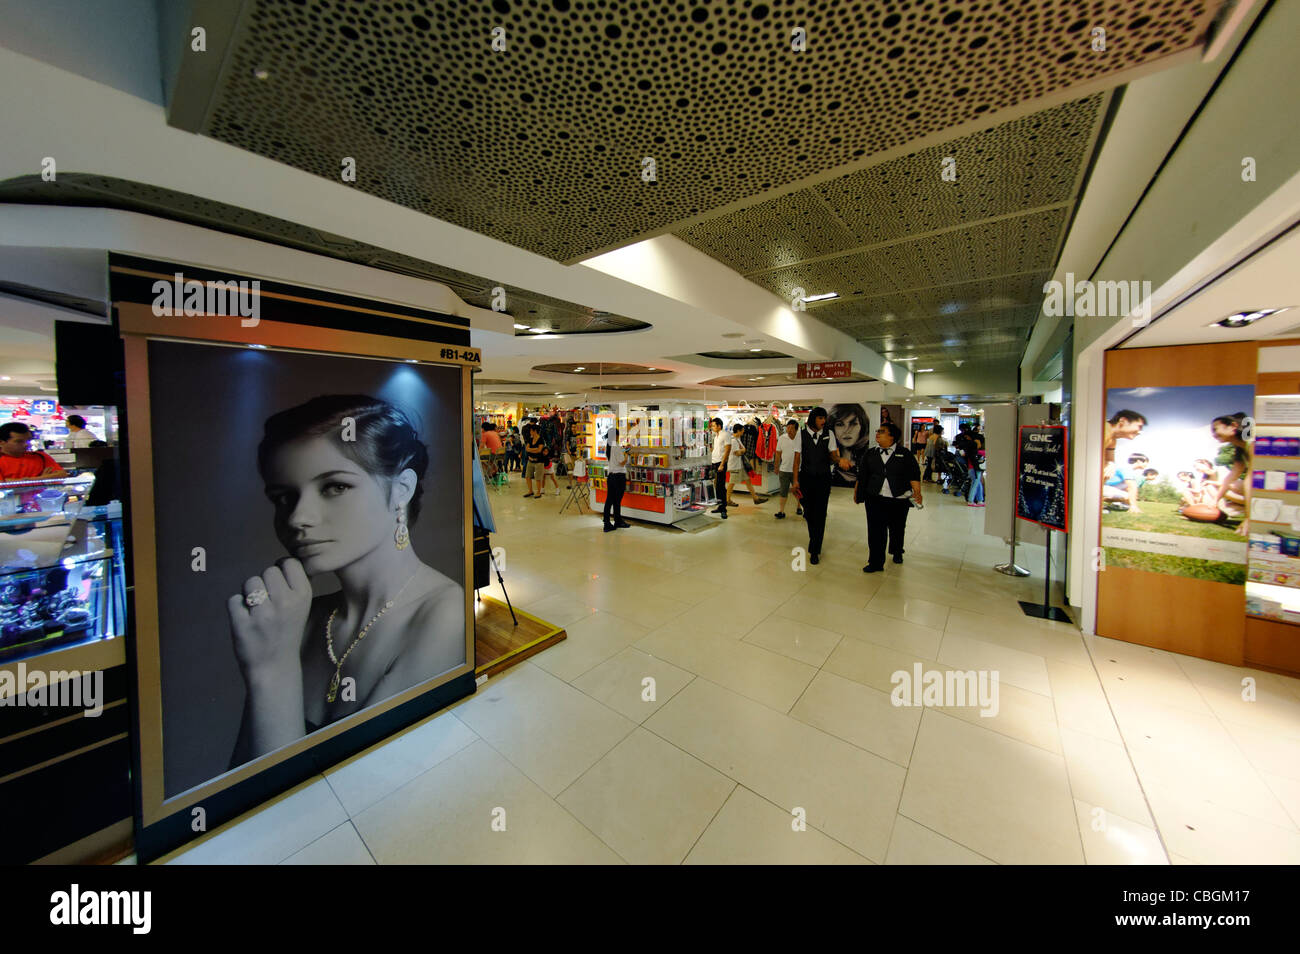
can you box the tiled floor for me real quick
[155,479,1300,865]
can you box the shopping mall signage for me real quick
[1016,425,1069,532]
[796,361,852,380]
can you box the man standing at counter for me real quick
[0,422,67,481]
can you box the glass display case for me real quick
[0,474,125,663]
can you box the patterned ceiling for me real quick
[676,94,1108,365]
[182,0,1218,264]
[700,371,878,387]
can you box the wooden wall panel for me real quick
[1096,567,1244,664]
[1106,341,1258,387]
[1244,618,1300,676]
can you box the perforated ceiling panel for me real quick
[0,173,648,336]
[188,0,1217,261]
[676,92,1108,365]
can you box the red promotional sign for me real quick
[796,361,852,380]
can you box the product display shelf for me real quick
[588,446,716,526]
[1245,419,1300,623]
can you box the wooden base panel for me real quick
[1244,617,1300,677]
[474,595,566,679]
[1095,565,1244,665]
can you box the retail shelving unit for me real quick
[588,446,715,526]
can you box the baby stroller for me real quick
[938,450,971,498]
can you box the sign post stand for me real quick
[1014,423,1070,621]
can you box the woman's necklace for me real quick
[325,572,418,704]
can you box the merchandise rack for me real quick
[588,445,715,526]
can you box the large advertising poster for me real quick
[829,403,873,486]
[1017,425,1068,532]
[147,340,467,799]
[1102,385,1254,583]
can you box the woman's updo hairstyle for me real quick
[258,394,431,526]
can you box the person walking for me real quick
[858,421,923,572]
[791,407,850,565]
[773,418,803,519]
[726,423,767,507]
[709,417,729,519]
[922,424,946,483]
[603,427,630,532]
[523,424,546,498]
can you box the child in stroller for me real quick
[937,450,970,497]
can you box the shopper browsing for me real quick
[726,423,765,507]
[791,407,850,565]
[709,418,729,519]
[65,414,101,449]
[858,422,923,572]
[773,418,803,519]
[523,425,546,498]
[602,427,630,532]
[0,422,67,482]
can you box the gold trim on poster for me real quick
[109,264,470,335]
[119,307,477,828]
[116,303,480,367]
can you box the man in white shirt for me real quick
[773,418,803,520]
[65,414,100,448]
[709,418,729,519]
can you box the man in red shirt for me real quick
[0,422,67,481]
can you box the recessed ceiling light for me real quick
[749,348,762,352]
[647,367,656,371]
[252,67,271,80]
[1213,308,1288,328]
[573,366,585,371]
[248,344,268,349]
[528,327,548,333]
[917,368,935,372]
[0,376,9,381]
[405,359,419,364]
[514,323,529,330]
[802,292,838,303]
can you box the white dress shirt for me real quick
[711,430,727,464]
[877,445,897,497]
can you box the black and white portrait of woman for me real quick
[228,395,464,767]
[144,340,467,798]
[829,403,872,486]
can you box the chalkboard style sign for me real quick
[1017,425,1068,532]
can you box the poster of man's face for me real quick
[146,340,467,798]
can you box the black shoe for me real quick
[810,554,819,565]
[863,565,882,573]
[775,512,785,519]
[893,555,904,564]
[711,506,725,514]
[721,511,728,519]
[604,524,616,532]
[616,521,631,528]
[796,508,803,516]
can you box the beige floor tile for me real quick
[1045,658,1123,744]
[642,570,725,606]
[937,632,1052,696]
[353,740,622,864]
[839,611,944,659]
[934,679,1062,755]
[570,648,695,723]
[899,710,1082,864]
[867,592,951,630]
[1260,771,1300,829]
[636,625,817,713]
[1195,682,1300,738]
[823,636,938,695]
[1058,727,1152,826]
[742,615,843,667]
[790,670,922,766]
[519,592,601,628]
[886,815,995,865]
[946,607,1089,667]
[1173,652,1300,702]
[164,778,348,865]
[281,822,374,865]
[645,678,905,861]
[684,786,870,865]
[793,578,877,611]
[557,728,736,864]
[323,710,478,816]
[1073,800,1167,865]
[452,663,635,796]
[529,609,649,682]
[1222,718,1300,782]
[1143,782,1300,865]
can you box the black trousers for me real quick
[864,494,911,567]
[604,473,626,525]
[800,473,832,556]
[712,463,727,513]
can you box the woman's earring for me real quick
[394,509,410,550]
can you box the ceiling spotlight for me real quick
[248,343,268,349]
[1213,308,1288,328]
[252,67,271,80]
[801,292,839,303]
[917,368,935,372]
[528,327,548,333]
[573,366,585,372]
[954,359,965,367]
[647,367,657,370]
[749,348,763,352]
[0,376,10,381]
[514,323,529,330]
[405,359,419,364]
